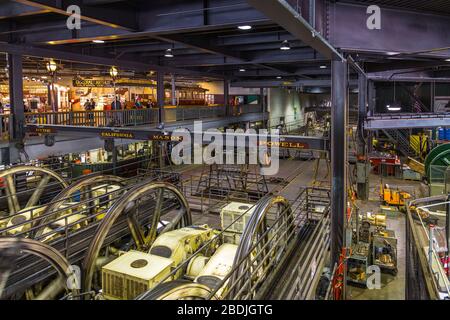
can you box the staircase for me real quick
[383,129,417,158]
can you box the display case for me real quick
[347,242,371,287]
[372,229,398,276]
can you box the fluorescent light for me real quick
[386,103,401,111]
[387,52,399,56]
[92,39,105,44]
[320,65,327,69]
[276,76,282,79]
[239,68,246,72]
[238,25,252,30]
[446,58,450,62]
[164,49,174,58]
[280,40,291,50]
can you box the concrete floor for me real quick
[174,159,424,300]
[347,173,425,300]
[182,158,329,231]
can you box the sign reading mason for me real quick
[149,133,183,142]
[100,131,135,139]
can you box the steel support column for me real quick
[367,81,376,153]
[8,54,25,162]
[260,87,266,128]
[224,79,230,116]
[112,141,117,176]
[171,74,176,106]
[357,74,369,200]
[260,88,266,112]
[331,59,348,267]
[157,71,165,124]
[447,195,450,262]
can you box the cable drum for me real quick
[227,194,293,299]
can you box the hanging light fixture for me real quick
[237,25,252,30]
[280,40,291,50]
[46,59,57,73]
[386,81,402,112]
[109,66,118,78]
[164,48,174,58]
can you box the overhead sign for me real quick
[72,78,156,88]
[73,79,112,87]
[258,140,309,150]
[100,131,135,139]
[149,133,183,142]
[29,127,56,134]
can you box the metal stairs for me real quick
[383,129,417,158]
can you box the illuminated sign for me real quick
[258,140,309,149]
[33,127,56,134]
[100,131,135,139]
[73,78,156,88]
[149,134,183,142]
[73,79,112,87]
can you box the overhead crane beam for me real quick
[365,114,450,130]
[26,124,329,151]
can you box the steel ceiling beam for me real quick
[231,78,358,88]
[365,114,450,130]
[329,2,450,59]
[159,48,320,67]
[246,0,344,60]
[0,1,50,19]
[0,42,225,79]
[13,0,138,30]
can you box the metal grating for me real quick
[338,0,450,16]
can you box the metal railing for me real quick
[25,109,158,127]
[0,114,12,142]
[0,166,181,298]
[24,104,265,129]
[406,196,450,300]
[217,187,330,300]
[137,187,330,300]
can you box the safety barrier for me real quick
[406,196,450,300]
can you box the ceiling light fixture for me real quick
[320,65,327,69]
[239,68,246,72]
[92,39,105,44]
[387,104,401,112]
[280,40,291,50]
[277,76,282,79]
[238,25,252,30]
[446,58,450,62]
[164,48,174,58]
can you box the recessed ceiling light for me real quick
[280,40,291,50]
[320,65,327,69]
[238,25,252,30]
[164,48,174,58]
[92,39,105,44]
[239,68,246,72]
